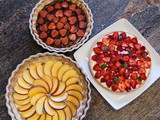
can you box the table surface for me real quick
[0,0,160,120]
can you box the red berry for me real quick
[92,55,97,61]
[140,73,147,80]
[93,64,100,71]
[119,68,126,75]
[131,37,138,44]
[120,32,126,38]
[125,86,131,92]
[100,78,106,83]
[125,79,131,87]
[118,76,124,83]
[135,43,141,50]
[141,46,146,50]
[131,73,138,80]
[112,85,118,91]
[113,32,119,40]
[108,44,115,52]
[93,47,101,54]
[144,62,150,69]
[130,80,137,89]
[106,80,113,88]
[145,57,151,62]
[118,83,125,92]
[102,38,110,45]
[138,68,146,74]
[100,70,107,76]
[95,71,101,78]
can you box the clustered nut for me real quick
[37,1,87,47]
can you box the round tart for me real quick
[30,0,93,52]
[89,31,151,92]
[6,53,91,120]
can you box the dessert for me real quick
[36,1,87,48]
[89,31,151,92]
[6,53,90,120]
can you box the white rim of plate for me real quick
[29,0,94,53]
[5,52,91,120]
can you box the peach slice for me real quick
[48,99,66,109]
[36,96,46,115]
[13,93,28,100]
[64,106,72,120]
[17,102,32,112]
[50,93,68,102]
[51,61,62,77]
[46,114,52,120]
[50,77,59,94]
[44,60,54,77]
[20,105,36,118]
[28,86,47,98]
[44,98,57,116]
[29,64,40,79]
[14,97,30,106]
[66,77,81,86]
[30,93,45,105]
[14,83,29,95]
[65,84,83,93]
[53,82,65,96]
[58,65,70,80]
[66,95,80,107]
[67,90,83,100]
[33,79,50,93]
[27,112,40,120]
[42,75,53,91]
[23,70,34,84]
[57,110,66,120]
[66,101,77,117]
[17,76,31,89]
[62,70,77,81]
[37,63,44,78]
[39,114,46,120]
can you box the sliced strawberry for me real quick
[130,80,137,89]
[100,78,106,83]
[109,40,116,45]
[93,64,100,71]
[106,80,113,88]
[55,2,61,9]
[102,57,110,62]
[141,46,146,50]
[105,75,110,81]
[92,55,98,61]
[97,42,103,47]
[118,76,124,83]
[78,15,85,21]
[60,17,67,24]
[64,10,72,17]
[61,1,68,8]
[132,65,139,71]
[125,86,131,92]
[137,60,144,67]
[100,69,107,76]
[118,83,125,92]
[95,71,101,78]
[120,32,126,39]
[51,30,59,38]
[93,47,101,54]
[125,47,131,51]
[40,32,47,38]
[113,32,119,40]
[77,30,84,37]
[135,43,141,50]
[131,37,138,44]
[138,68,146,74]
[115,61,121,68]
[69,3,76,11]
[111,65,117,71]
[70,25,77,33]
[145,57,151,62]
[144,62,150,69]
[131,73,138,80]
[39,24,48,32]
[102,38,110,45]
[79,21,87,28]
[68,17,77,24]
[108,44,115,52]
[112,85,118,91]
[48,22,56,30]
[56,22,64,30]
[122,42,128,47]
[69,34,76,41]
[129,59,136,66]
[59,29,67,37]
[136,80,142,85]
[140,73,147,80]
[115,41,121,46]
[109,75,114,80]
[125,37,131,42]
[117,46,123,52]
[110,57,116,63]
[124,72,130,79]
[125,79,131,87]
[128,42,134,48]
[64,23,71,30]
[119,68,126,75]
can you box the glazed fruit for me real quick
[90,31,151,92]
[36,1,87,48]
[12,58,85,120]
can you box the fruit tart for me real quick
[6,53,91,120]
[30,0,93,52]
[89,31,151,92]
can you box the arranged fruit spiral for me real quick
[13,60,84,120]
[90,31,151,92]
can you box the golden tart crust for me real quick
[6,53,90,120]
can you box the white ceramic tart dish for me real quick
[5,52,91,120]
[89,31,151,93]
[29,0,93,53]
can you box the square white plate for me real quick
[74,18,160,110]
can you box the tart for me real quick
[30,0,93,52]
[89,31,151,92]
[6,53,91,120]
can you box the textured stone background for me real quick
[0,0,160,120]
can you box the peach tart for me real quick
[6,53,90,120]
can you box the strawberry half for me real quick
[93,64,100,71]
[118,83,125,92]
[130,80,137,89]
[93,47,101,54]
